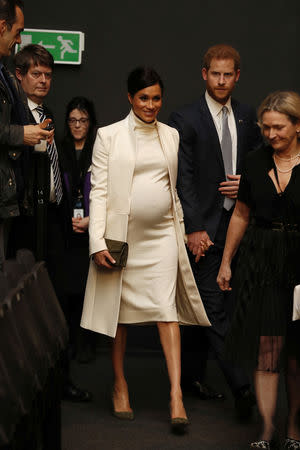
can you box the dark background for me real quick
[15,0,299,139]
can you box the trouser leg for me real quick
[187,243,249,395]
[181,326,209,384]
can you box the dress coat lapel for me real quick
[199,97,224,170]
[231,99,252,172]
[232,100,243,170]
[107,114,136,213]
[157,122,177,190]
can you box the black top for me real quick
[60,134,93,202]
[238,146,300,226]
[226,146,300,371]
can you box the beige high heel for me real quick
[170,417,189,434]
[112,391,134,420]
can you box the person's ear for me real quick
[15,68,23,82]
[202,67,208,81]
[127,93,133,105]
[235,69,241,82]
[0,20,7,36]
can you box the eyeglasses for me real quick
[68,118,90,126]
[30,71,53,80]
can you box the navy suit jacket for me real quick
[169,95,262,240]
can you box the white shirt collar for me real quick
[28,98,43,112]
[205,90,232,117]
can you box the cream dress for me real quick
[118,113,178,324]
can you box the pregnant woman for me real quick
[81,66,210,432]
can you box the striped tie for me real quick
[36,106,63,205]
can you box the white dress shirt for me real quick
[205,91,237,174]
[28,98,56,202]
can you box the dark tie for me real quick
[36,106,63,205]
[221,106,234,210]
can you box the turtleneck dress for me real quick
[118,112,179,324]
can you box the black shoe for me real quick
[62,382,93,402]
[235,386,256,420]
[183,381,225,400]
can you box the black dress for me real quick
[226,146,300,372]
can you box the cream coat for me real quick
[81,112,211,338]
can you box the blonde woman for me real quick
[218,91,300,449]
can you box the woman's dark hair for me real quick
[64,96,97,138]
[127,66,164,97]
[61,96,97,175]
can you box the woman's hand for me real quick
[93,250,116,269]
[72,216,89,233]
[217,262,232,291]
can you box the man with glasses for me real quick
[14,43,92,403]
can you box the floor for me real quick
[62,346,288,450]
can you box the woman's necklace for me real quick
[274,151,300,162]
[273,156,300,173]
[273,149,300,173]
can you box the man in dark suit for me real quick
[14,44,92,403]
[0,0,54,265]
[169,44,262,416]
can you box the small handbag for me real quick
[104,238,128,268]
[292,285,300,321]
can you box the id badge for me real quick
[34,140,47,153]
[73,208,84,219]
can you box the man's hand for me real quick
[218,174,241,199]
[93,250,116,269]
[187,231,214,262]
[23,119,54,146]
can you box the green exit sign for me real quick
[16,28,85,65]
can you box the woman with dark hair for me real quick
[217,91,300,449]
[81,66,210,431]
[60,96,97,362]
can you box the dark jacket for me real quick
[0,66,29,219]
[58,136,93,295]
[59,134,93,218]
[169,95,263,240]
[10,105,71,261]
